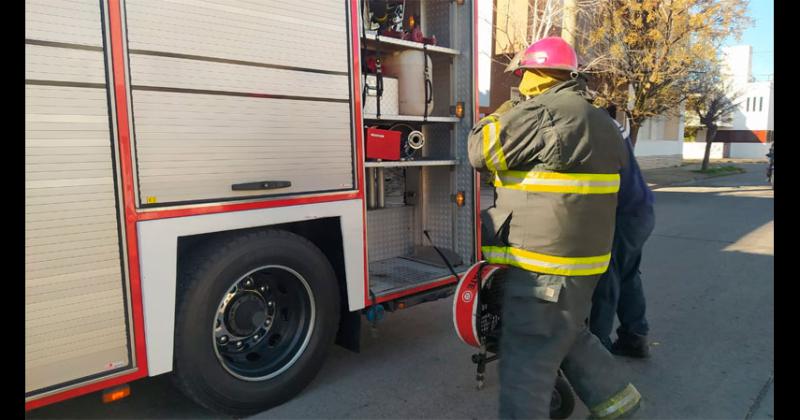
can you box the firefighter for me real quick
[590,110,655,359]
[469,37,642,419]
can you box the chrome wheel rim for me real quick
[212,265,315,381]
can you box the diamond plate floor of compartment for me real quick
[368,257,464,297]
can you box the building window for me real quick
[746,98,750,111]
[759,97,763,112]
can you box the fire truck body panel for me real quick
[26,0,479,412]
[26,0,139,400]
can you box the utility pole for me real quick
[561,0,578,48]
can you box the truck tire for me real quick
[172,229,341,416]
[550,374,576,419]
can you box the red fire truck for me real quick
[26,0,481,414]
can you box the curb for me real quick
[646,168,748,190]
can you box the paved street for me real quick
[29,164,773,419]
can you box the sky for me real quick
[727,0,773,81]
[478,0,493,106]
[478,0,774,104]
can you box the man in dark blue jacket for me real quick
[590,108,655,358]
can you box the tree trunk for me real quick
[701,125,718,171]
[629,123,640,147]
[561,0,578,47]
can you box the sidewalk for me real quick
[643,159,764,190]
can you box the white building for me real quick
[632,109,685,169]
[685,45,774,159]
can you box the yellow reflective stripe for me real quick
[590,384,641,419]
[495,170,620,194]
[487,117,508,171]
[482,246,611,276]
[495,183,620,194]
[501,170,621,182]
[482,123,497,172]
[481,116,507,172]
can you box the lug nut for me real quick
[219,335,229,344]
[265,319,271,326]
[254,334,259,340]
[259,286,266,292]
[236,341,243,347]
[268,301,274,307]
[245,278,253,287]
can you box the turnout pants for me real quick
[498,267,641,419]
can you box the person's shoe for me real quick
[611,333,650,359]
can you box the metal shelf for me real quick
[363,114,461,123]
[362,32,460,56]
[364,159,457,168]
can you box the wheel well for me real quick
[176,217,361,352]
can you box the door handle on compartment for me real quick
[231,181,292,191]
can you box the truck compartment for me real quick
[362,0,475,300]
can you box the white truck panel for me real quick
[25,82,131,395]
[129,54,350,100]
[131,91,354,204]
[25,0,105,47]
[124,0,348,72]
[25,0,135,397]
[123,0,356,206]
[137,199,366,376]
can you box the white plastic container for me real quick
[382,50,434,116]
[363,74,399,116]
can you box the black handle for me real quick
[231,181,291,191]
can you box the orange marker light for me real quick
[102,385,130,403]
[455,101,465,118]
[455,191,465,207]
[408,15,416,29]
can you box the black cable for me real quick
[423,43,430,121]
[423,230,459,281]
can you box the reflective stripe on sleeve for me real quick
[481,116,508,172]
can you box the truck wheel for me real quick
[172,230,340,416]
[550,374,576,419]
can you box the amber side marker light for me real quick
[454,191,466,207]
[102,385,131,404]
[454,101,465,118]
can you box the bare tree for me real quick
[686,64,744,171]
[488,0,598,69]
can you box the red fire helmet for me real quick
[505,36,579,75]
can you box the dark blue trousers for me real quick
[590,207,655,349]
